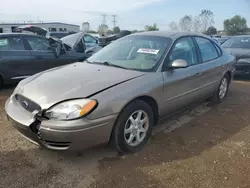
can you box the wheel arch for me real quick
[109,95,159,142]
[225,71,232,84]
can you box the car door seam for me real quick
[165,80,219,102]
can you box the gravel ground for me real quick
[1,80,250,188]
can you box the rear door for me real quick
[193,36,226,98]
[0,35,34,83]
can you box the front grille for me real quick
[43,140,71,149]
[15,94,41,113]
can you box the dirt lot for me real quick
[1,80,250,188]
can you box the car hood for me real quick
[14,62,145,109]
[223,48,250,59]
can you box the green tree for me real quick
[98,24,108,35]
[113,26,120,33]
[107,30,113,35]
[205,26,217,35]
[145,23,159,31]
[88,30,97,34]
[224,15,248,35]
[131,30,138,33]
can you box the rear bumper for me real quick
[5,96,118,151]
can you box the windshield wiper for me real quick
[87,61,128,70]
[102,61,128,70]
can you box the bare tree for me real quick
[169,21,179,30]
[199,9,215,33]
[192,16,202,32]
[179,15,192,31]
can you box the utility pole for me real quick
[101,14,107,25]
[100,14,108,36]
[112,15,117,28]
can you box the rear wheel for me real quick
[0,76,3,90]
[111,100,154,153]
[211,74,229,104]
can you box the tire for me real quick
[111,100,154,153]
[0,76,3,90]
[211,74,229,104]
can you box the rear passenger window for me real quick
[9,37,26,50]
[195,37,219,62]
[0,37,26,51]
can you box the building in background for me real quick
[0,22,80,33]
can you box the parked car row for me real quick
[98,30,132,47]
[5,30,236,153]
[0,25,102,88]
[222,35,250,76]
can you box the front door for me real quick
[161,37,205,115]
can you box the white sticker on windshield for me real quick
[0,39,8,46]
[137,48,159,54]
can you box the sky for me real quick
[0,0,250,31]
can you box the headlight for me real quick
[44,99,97,120]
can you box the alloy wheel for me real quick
[124,110,149,147]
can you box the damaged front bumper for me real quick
[5,95,117,151]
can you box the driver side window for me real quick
[168,37,198,66]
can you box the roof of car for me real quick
[231,35,250,38]
[131,30,209,40]
[0,33,44,38]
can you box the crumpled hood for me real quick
[14,62,145,109]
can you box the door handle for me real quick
[35,56,43,59]
[196,72,202,76]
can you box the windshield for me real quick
[222,36,250,48]
[87,35,172,72]
[217,38,229,44]
[60,32,82,47]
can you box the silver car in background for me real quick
[5,31,236,153]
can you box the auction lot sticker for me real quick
[137,48,159,54]
[0,39,8,46]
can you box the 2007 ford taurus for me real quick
[5,31,236,153]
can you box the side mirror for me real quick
[170,59,188,69]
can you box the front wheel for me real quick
[111,100,154,153]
